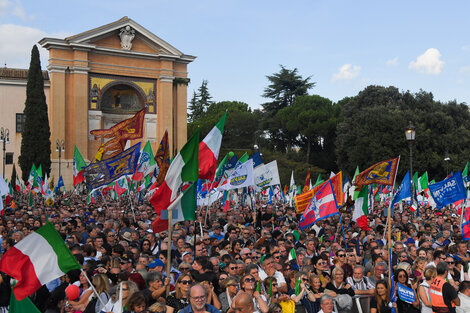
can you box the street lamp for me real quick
[0,127,9,177]
[56,139,65,178]
[444,151,450,176]
[405,121,416,210]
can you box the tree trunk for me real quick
[306,138,311,163]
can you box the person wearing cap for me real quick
[433,233,446,249]
[148,259,165,273]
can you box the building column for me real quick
[157,75,174,156]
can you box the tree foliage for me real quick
[188,101,260,154]
[335,85,470,180]
[19,45,51,181]
[188,80,213,122]
[278,95,342,171]
[261,65,316,151]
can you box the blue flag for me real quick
[429,171,467,209]
[84,142,141,189]
[267,186,274,204]
[390,171,411,208]
[250,152,264,169]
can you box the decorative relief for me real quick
[119,26,135,50]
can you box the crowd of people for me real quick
[0,191,470,313]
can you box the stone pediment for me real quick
[39,17,195,63]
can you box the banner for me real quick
[84,142,141,189]
[354,157,399,189]
[299,181,338,229]
[390,171,411,208]
[429,171,467,209]
[254,160,280,191]
[295,172,342,213]
[90,108,145,158]
[397,283,416,304]
[218,159,254,191]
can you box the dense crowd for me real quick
[1,192,470,313]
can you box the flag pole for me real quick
[80,268,108,309]
[338,213,348,249]
[166,208,173,297]
[387,156,401,300]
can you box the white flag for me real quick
[218,159,254,191]
[254,160,280,191]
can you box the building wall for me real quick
[0,79,50,181]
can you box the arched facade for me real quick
[39,17,195,188]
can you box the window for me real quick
[16,113,25,133]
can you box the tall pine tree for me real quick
[19,45,51,182]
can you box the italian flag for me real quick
[150,129,199,233]
[114,177,128,197]
[288,248,297,261]
[73,146,87,186]
[353,186,370,230]
[198,113,226,180]
[27,164,36,190]
[0,222,80,300]
[165,182,196,225]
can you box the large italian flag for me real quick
[198,113,226,180]
[0,222,80,300]
[353,186,370,230]
[150,129,199,233]
[73,146,87,186]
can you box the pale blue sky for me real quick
[2,0,470,108]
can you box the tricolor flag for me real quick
[288,171,296,206]
[150,129,199,233]
[299,181,338,230]
[0,222,81,300]
[73,146,87,186]
[288,248,297,261]
[199,113,226,180]
[27,164,36,190]
[353,186,370,230]
[161,182,196,226]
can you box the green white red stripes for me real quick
[198,113,226,180]
[168,182,196,225]
[0,222,80,300]
[150,129,199,233]
[353,186,370,230]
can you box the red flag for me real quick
[299,181,338,229]
[295,172,343,213]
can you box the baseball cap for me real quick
[148,259,165,269]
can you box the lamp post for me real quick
[56,140,65,179]
[0,127,9,177]
[444,152,450,176]
[405,122,416,210]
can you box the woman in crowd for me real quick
[101,281,139,313]
[92,273,111,313]
[165,274,193,313]
[124,292,147,313]
[69,270,94,312]
[446,255,461,283]
[312,256,331,288]
[418,266,436,313]
[370,280,394,313]
[309,274,324,313]
[412,256,427,283]
[394,268,420,313]
[287,272,316,313]
[240,274,269,313]
[218,277,239,313]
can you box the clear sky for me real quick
[1,0,470,109]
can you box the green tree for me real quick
[188,101,259,154]
[188,91,202,122]
[10,165,17,188]
[197,80,213,110]
[261,65,315,151]
[19,45,51,181]
[335,85,470,180]
[278,95,341,171]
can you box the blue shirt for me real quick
[178,304,220,313]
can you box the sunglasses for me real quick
[338,254,346,257]
[447,261,455,264]
[230,267,237,270]
[244,278,255,283]
[301,278,308,282]
[181,280,193,285]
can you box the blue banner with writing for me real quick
[428,171,466,209]
[397,283,416,304]
[84,142,141,189]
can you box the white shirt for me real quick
[457,292,470,313]
[258,269,286,287]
